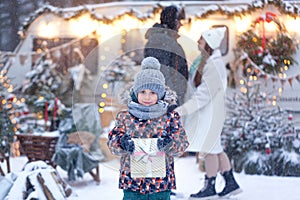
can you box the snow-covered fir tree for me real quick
[222,77,299,176]
[20,47,75,132]
[0,57,16,156]
[21,51,62,104]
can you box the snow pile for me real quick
[1,161,72,200]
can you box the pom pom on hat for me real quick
[141,56,161,70]
[202,27,226,50]
[133,57,166,100]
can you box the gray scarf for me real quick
[128,100,169,120]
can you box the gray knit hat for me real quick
[133,57,166,99]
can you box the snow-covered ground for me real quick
[6,155,300,200]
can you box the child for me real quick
[107,57,189,200]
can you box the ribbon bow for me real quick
[133,139,164,163]
[255,12,277,51]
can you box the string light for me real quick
[99,102,105,107]
[101,93,107,98]
[102,84,108,89]
[100,55,106,61]
[98,107,104,113]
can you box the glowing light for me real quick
[240,87,247,94]
[234,16,252,34]
[100,55,106,61]
[113,14,142,32]
[239,79,245,85]
[284,59,291,65]
[102,84,108,89]
[100,66,106,71]
[98,108,104,113]
[37,112,43,119]
[101,93,107,98]
[7,86,13,93]
[37,21,60,38]
[264,21,278,35]
[285,16,300,35]
[99,102,105,107]
[69,14,98,37]
[2,99,6,105]
[180,18,206,41]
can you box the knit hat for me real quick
[201,27,226,50]
[133,57,165,100]
[160,5,185,30]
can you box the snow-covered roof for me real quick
[19,0,300,35]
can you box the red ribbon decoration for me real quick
[53,97,58,119]
[44,101,48,124]
[255,12,277,51]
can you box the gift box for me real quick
[130,138,166,178]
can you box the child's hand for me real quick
[120,134,135,154]
[157,135,173,151]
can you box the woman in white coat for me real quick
[175,27,241,199]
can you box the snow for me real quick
[5,155,300,200]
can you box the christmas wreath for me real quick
[236,12,298,75]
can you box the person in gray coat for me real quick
[144,5,188,107]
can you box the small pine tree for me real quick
[222,78,299,176]
[0,55,15,155]
[20,52,64,131]
[0,96,15,155]
[21,53,61,106]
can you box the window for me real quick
[33,37,98,74]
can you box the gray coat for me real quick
[144,24,188,106]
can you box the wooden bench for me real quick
[16,134,59,167]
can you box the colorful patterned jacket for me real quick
[107,109,189,194]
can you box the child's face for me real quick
[137,89,158,106]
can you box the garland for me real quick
[236,12,298,75]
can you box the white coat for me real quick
[176,49,227,153]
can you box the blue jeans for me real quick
[123,190,171,200]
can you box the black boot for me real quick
[218,169,242,197]
[189,175,217,199]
